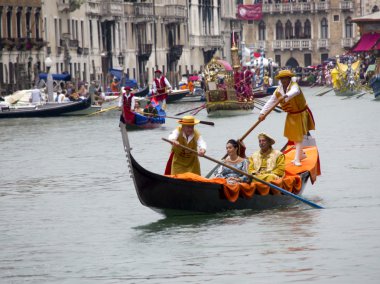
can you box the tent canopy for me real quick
[39,73,71,81]
[352,32,380,52]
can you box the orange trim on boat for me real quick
[167,146,321,202]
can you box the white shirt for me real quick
[152,76,172,93]
[168,128,207,150]
[31,89,42,103]
[259,80,301,115]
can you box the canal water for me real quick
[1,87,379,283]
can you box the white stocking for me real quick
[295,142,302,163]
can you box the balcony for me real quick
[317,39,329,49]
[256,40,267,50]
[164,5,187,23]
[86,1,101,16]
[340,1,353,11]
[134,3,154,20]
[57,0,70,12]
[273,39,312,51]
[138,44,152,61]
[315,2,329,11]
[342,38,354,49]
[189,35,223,48]
[169,45,183,62]
[69,39,79,48]
[262,3,313,14]
[2,38,16,50]
[101,1,123,19]
[57,46,62,55]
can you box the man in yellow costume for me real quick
[258,70,315,166]
[167,116,207,175]
[248,133,285,182]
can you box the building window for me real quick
[372,5,379,12]
[304,20,311,39]
[345,17,352,38]
[321,18,328,39]
[16,8,22,38]
[276,20,283,40]
[333,15,339,22]
[258,21,266,40]
[295,20,302,39]
[275,55,281,67]
[285,20,293,39]
[304,53,311,67]
[6,8,12,38]
[321,53,328,62]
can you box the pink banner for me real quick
[237,4,263,21]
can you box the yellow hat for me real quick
[258,133,275,145]
[178,115,200,126]
[275,70,295,80]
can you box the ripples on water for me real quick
[1,88,380,283]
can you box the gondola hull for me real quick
[121,122,310,215]
[0,99,91,118]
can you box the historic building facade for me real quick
[1,0,238,93]
[1,0,379,93]
[240,0,379,68]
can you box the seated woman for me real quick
[213,139,250,184]
[133,100,144,114]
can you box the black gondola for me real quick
[0,98,91,119]
[132,86,150,97]
[120,121,311,216]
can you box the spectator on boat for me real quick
[213,139,250,184]
[152,69,172,108]
[78,83,89,100]
[248,133,285,182]
[110,77,120,96]
[258,70,315,166]
[133,100,144,114]
[143,100,158,116]
[31,88,42,103]
[57,91,66,103]
[168,115,207,175]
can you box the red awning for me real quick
[352,32,380,52]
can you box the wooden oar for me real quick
[315,88,333,96]
[205,97,284,178]
[86,105,119,116]
[175,104,206,116]
[164,115,214,126]
[146,113,214,126]
[162,138,323,209]
[255,99,282,113]
[356,92,367,99]
[240,97,284,141]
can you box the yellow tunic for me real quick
[171,127,201,175]
[248,149,285,182]
[275,82,315,142]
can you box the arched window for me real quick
[285,20,293,39]
[6,7,12,38]
[35,9,41,39]
[304,19,311,39]
[16,8,22,38]
[295,20,302,38]
[276,20,283,40]
[345,17,352,38]
[320,17,328,39]
[259,21,266,40]
[372,5,379,13]
[26,8,31,38]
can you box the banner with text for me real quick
[236,4,263,21]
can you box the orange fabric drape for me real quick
[166,146,321,202]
